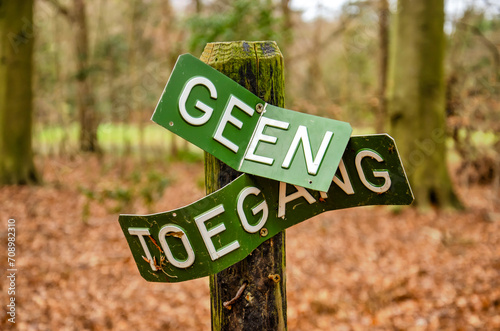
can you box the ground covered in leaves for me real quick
[1,155,499,330]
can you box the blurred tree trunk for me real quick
[127,0,142,159]
[74,0,98,152]
[387,0,462,209]
[160,0,179,157]
[375,0,389,132]
[280,0,293,98]
[0,0,39,185]
[193,0,202,14]
[305,20,326,103]
[47,0,99,152]
[280,0,292,52]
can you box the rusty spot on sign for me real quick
[166,231,184,238]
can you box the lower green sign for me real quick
[118,134,413,283]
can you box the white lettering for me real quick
[128,228,158,271]
[179,76,217,126]
[278,182,316,218]
[282,125,333,175]
[244,116,289,165]
[237,187,269,233]
[158,225,195,269]
[355,149,391,193]
[195,205,240,261]
[320,159,355,199]
[333,158,355,195]
[213,95,255,153]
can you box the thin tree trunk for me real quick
[0,0,39,185]
[193,0,202,14]
[73,0,98,152]
[280,0,292,51]
[305,20,326,103]
[387,0,462,209]
[376,0,389,132]
[203,41,287,330]
[160,0,180,157]
[53,10,70,155]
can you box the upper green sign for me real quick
[119,134,413,283]
[152,54,352,192]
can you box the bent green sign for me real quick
[119,134,413,283]
[152,54,352,192]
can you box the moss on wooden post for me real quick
[202,41,287,330]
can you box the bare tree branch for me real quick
[288,17,353,62]
[456,21,500,80]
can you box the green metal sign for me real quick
[152,54,352,192]
[119,134,413,283]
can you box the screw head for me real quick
[260,228,268,237]
[268,274,281,283]
[255,103,264,113]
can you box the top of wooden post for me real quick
[201,41,282,63]
[201,41,285,108]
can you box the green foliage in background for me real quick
[26,0,499,190]
[187,0,280,53]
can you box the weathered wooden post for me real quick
[117,39,413,331]
[201,41,287,330]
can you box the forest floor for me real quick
[1,154,499,331]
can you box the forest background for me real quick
[1,0,499,330]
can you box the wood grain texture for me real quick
[202,41,287,331]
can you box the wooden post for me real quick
[202,41,287,330]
